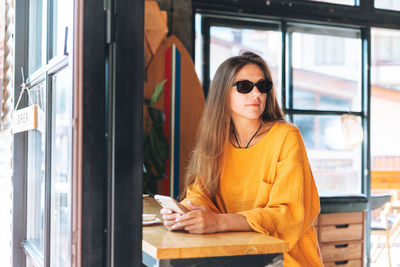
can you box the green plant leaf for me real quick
[143,134,151,160]
[143,170,158,194]
[148,106,165,126]
[155,173,166,180]
[149,127,169,174]
[153,125,169,162]
[148,131,163,173]
[147,178,159,195]
[143,79,169,194]
[150,79,167,106]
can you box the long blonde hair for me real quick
[183,52,284,201]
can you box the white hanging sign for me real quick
[11,104,44,134]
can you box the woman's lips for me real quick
[247,103,260,107]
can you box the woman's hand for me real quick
[172,201,223,234]
[160,208,185,231]
[161,201,252,234]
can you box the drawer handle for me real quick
[335,244,348,248]
[334,260,348,265]
[335,224,349,229]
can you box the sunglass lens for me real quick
[257,80,273,93]
[236,81,253,93]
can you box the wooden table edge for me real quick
[142,239,289,259]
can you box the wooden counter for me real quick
[142,196,289,266]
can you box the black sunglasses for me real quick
[233,80,273,94]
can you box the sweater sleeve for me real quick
[181,180,221,213]
[238,129,309,249]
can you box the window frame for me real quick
[23,51,71,267]
[15,0,144,266]
[14,0,73,265]
[197,12,367,191]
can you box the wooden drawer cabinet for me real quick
[324,259,363,267]
[320,224,363,242]
[321,242,363,261]
[315,211,365,267]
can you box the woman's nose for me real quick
[250,86,262,97]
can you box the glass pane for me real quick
[292,32,362,111]
[26,256,36,267]
[26,83,46,257]
[293,115,362,195]
[50,66,73,267]
[0,131,12,267]
[194,14,203,85]
[308,0,355,5]
[29,0,46,74]
[209,26,282,102]
[375,0,400,11]
[50,0,74,58]
[371,28,400,171]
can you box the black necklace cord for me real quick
[233,123,262,149]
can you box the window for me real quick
[0,132,12,266]
[196,16,365,195]
[371,28,400,171]
[50,66,72,267]
[288,24,363,195]
[26,83,46,259]
[314,35,345,65]
[21,0,74,266]
[372,29,400,66]
[371,28,400,90]
[28,0,45,74]
[308,0,356,5]
[291,28,362,112]
[50,0,73,58]
[195,15,281,100]
[293,115,362,193]
[375,0,400,11]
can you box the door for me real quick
[14,0,74,266]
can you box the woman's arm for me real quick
[168,201,252,234]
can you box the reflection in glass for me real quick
[375,0,400,11]
[50,0,74,58]
[371,28,400,171]
[194,14,203,84]
[50,67,72,267]
[292,32,361,111]
[209,26,282,101]
[26,83,46,257]
[308,0,355,5]
[28,0,45,73]
[293,115,362,194]
[26,256,36,267]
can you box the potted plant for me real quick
[143,80,169,194]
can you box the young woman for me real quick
[160,52,323,266]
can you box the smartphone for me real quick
[154,194,188,214]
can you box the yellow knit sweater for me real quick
[183,121,323,266]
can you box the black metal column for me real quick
[112,0,144,266]
[81,0,107,265]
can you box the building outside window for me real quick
[371,28,400,171]
[314,35,345,65]
[375,0,400,11]
[290,25,362,194]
